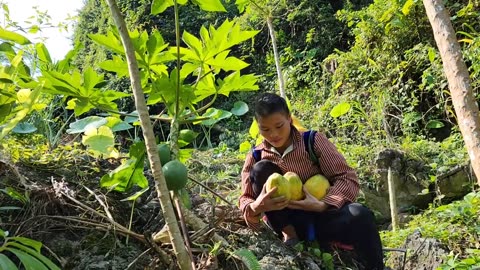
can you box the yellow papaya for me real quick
[284,171,304,200]
[265,173,291,200]
[304,174,330,200]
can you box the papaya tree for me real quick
[423,0,480,185]
[237,0,287,98]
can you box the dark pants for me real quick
[250,160,384,270]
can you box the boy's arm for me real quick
[239,153,263,230]
[313,132,360,209]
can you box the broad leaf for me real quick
[121,187,149,201]
[89,32,124,55]
[191,0,226,12]
[82,126,116,157]
[99,56,129,77]
[12,122,37,134]
[151,0,187,14]
[6,248,48,270]
[0,27,31,45]
[330,102,351,118]
[230,101,248,116]
[200,108,233,126]
[0,253,18,270]
[35,43,52,64]
[105,116,133,132]
[426,120,445,129]
[67,116,108,134]
[7,242,60,270]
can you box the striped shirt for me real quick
[239,128,360,229]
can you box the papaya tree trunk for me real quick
[266,16,286,98]
[103,1,193,269]
[423,0,480,185]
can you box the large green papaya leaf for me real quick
[81,126,117,157]
[100,141,148,192]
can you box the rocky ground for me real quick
[0,150,457,270]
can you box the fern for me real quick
[233,248,261,270]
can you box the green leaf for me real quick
[7,242,60,270]
[200,108,232,126]
[121,187,149,201]
[0,254,18,270]
[178,148,194,163]
[0,187,28,204]
[35,43,52,64]
[0,206,22,211]
[235,0,249,13]
[10,237,42,253]
[151,0,173,14]
[428,48,436,64]
[99,56,129,77]
[191,0,226,12]
[6,248,49,270]
[82,126,115,156]
[426,120,445,129]
[249,118,259,139]
[100,158,148,192]
[101,141,147,192]
[330,102,351,118]
[66,116,108,134]
[0,86,45,140]
[105,117,133,132]
[89,32,124,55]
[231,101,248,116]
[12,122,37,134]
[239,141,251,153]
[177,188,192,209]
[233,248,261,270]
[151,0,187,14]
[0,27,31,45]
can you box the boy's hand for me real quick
[250,185,289,214]
[288,186,329,212]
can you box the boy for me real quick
[239,93,384,269]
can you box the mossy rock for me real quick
[162,159,188,190]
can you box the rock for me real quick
[388,230,448,270]
[436,163,477,201]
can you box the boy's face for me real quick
[257,112,292,151]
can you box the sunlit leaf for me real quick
[191,0,226,11]
[67,116,108,134]
[105,116,133,132]
[249,118,259,138]
[0,27,31,45]
[239,141,251,153]
[330,102,351,118]
[35,43,51,64]
[426,120,445,129]
[99,56,129,77]
[82,126,115,156]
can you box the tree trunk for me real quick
[423,0,480,185]
[104,1,193,269]
[266,16,286,98]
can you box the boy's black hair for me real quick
[254,93,290,119]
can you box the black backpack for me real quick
[252,130,318,165]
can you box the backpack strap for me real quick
[303,130,318,165]
[252,147,262,163]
